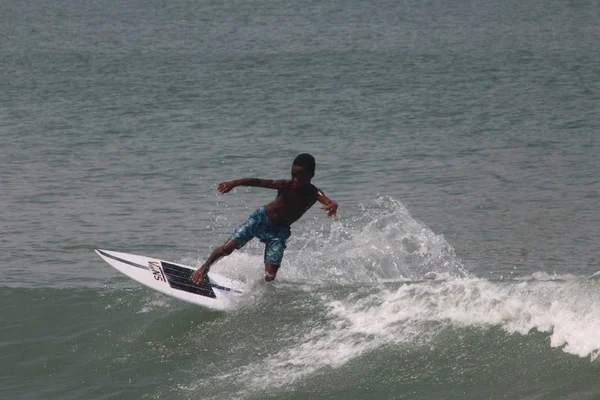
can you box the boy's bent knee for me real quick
[222,246,234,256]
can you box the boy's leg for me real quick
[262,224,290,282]
[190,239,237,284]
[191,208,263,285]
[263,234,288,282]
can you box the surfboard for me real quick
[95,249,245,311]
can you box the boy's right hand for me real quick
[217,181,236,194]
[320,201,338,217]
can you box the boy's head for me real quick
[291,153,315,184]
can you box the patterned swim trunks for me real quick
[230,206,291,266]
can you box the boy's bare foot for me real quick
[190,266,209,284]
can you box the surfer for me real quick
[190,153,338,283]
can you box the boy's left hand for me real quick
[320,201,338,217]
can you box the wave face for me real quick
[5,197,597,399]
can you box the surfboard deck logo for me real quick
[95,249,244,311]
[149,261,167,283]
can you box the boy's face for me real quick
[291,164,313,186]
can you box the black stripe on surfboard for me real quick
[160,261,216,298]
[97,249,148,270]
[160,261,240,294]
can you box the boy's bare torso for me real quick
[265,181,318,226]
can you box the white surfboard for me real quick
[95,249,245,311]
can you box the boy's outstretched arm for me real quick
[316,189,338,217]
[217,178,287,194]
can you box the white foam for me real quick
[283,196,468,283]
[202,277,600,397]
[325,277,600,360]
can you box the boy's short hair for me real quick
[293,153,316,174]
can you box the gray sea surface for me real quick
[1,0,599,398]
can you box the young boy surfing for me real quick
[190,153,338,283]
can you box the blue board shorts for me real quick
[231,206,291,266]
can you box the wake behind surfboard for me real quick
[95,249,245,311]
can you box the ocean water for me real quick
[2,0,600,398]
